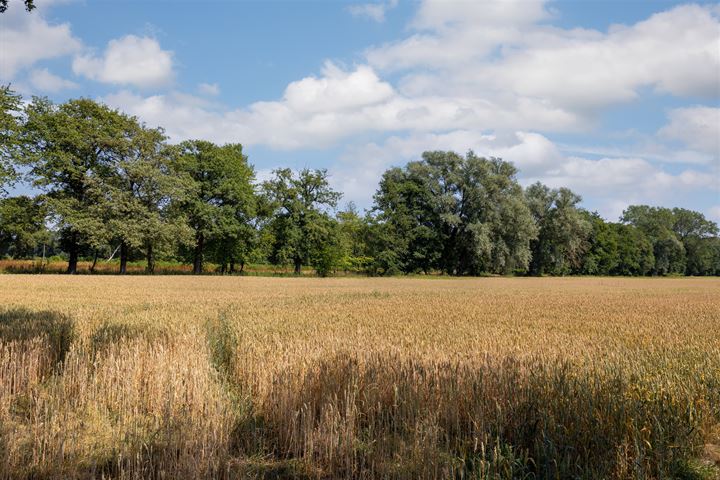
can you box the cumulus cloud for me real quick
[73,35,174,88]
[411,0,549,31]
[328,130,718,220]
[28,68,78,92]
[367,3,720,111]
[198,82,220,96]
[102,90,231,143]
[104,3,719,153]
[659,106,720,155]
[348,0,398,23]
[105,61,584,149]
[284,62,394,113]
[96,1,717,220]
[532,156,718,220]
[0,6,82,80]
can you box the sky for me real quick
[1,0,719,221]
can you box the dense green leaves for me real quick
[526,183,590,275]
[0,86,23,195]
[0,88,717,276]
[371,151,536,275]
[20,97,141,273]
[622,205,719,275]
[0,195,48,258]
[173,140,256,274]
[262,168,342,275]
[578,212,655,276]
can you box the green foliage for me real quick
[578,212,656,276]
[20,97,141,272]
[0,195,49,258]
[672,207,720,276]
[0,92,716,277]
[0,86,23,195]
[622,205,719,276]
[615,223,656,275]
[371,151,536,275]
[526,182,590,275]
[262,168,342,275]
[105,126,194,273]
[335,202,374,272]
[173,140,256,274]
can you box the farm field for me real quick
[0,276,719,479]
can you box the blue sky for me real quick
[2,0,719,221]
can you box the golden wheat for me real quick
[0,276,718,479]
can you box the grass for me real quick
[0,276,718,479]
[0,258,329,276]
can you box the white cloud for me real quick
[411,0,549,31]
[659,106,720,155]
[96,1,718,221]
[329,130,719,220]
[532,155,719,220]
[367,3,720,111]
[198,82,220,96]
[557,140,716,167]
[284,62,394,113]
[103,4,720,151]
[105,61,584,149]
[490,6,720,108]
[0,6,82,80]
[104,63,393,147]
[73,35,174,88]
[348,0,398,23]
[28,68,78,92]
[366,0,549,71]
[103,90,230,143]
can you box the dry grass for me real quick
[0,276,718,479]
[0,259,323,276]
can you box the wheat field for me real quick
[0,276,718,479]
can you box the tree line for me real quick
[1,87,718,276]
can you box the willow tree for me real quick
[372,151,536,275]
[525,182,590,275]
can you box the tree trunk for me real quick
[66,234,79,274]
[90,249,98,274]
[119,241,128,275]
[146,243,155,274]
[221,261,227,275]
[239,261,245,273]
[294,257,302,275]
[229,258,236,274]
[193,233,204,275]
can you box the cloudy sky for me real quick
[1,0,718,221]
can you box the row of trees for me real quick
[365,152,719,276]
[1,87,718,276]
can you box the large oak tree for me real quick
[21,98,138,273]
[172,140,255,274]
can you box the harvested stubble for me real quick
[0,276,718,479]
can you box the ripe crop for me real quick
[0,276,718,479]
